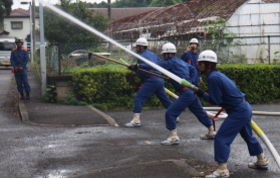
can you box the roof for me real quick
[261,0,280,2]
[4,8,39,18]
[89,7,162,20]
[111,0,248,40]
[0,30,10,35]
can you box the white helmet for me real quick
[198,50,218,63]
[136,37,148,46]
[15,37,24,43]
[189,38,199,45]
[161,42,177,54]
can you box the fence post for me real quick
[58,43,61,75]
[268,35,271,64]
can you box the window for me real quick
[0,42,16,50]
[11,21,23,29]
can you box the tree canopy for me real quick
[0,0,13,20]
[83,0,193,8]
[148,0,182,7]
[43,0,109,43]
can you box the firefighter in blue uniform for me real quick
[180,38,201,86]
[195,50,269,178]
[10,38,30,100]
[125,38,173,127]
[152,42,215,145]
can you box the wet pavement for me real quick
[1,67,280,178]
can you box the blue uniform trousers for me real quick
[166,89,212,130]
[215,101,263,162]
[133,79,172,113]
[15,69,30,93]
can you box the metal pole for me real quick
[39,3,46,96]
[108,0,112,53]
[268,35,271,64]
[32,0,36,54]
[29,2,33,63]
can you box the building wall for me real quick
[3,17,39,41]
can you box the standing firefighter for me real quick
[10,38,30,100]
[125,37,173,127]
[180,38,202,86]
[195,50,268,178]
[155,42,215,145]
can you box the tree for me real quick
[148,0,182,7]
[84,1,108,8]
[113,0,153,7]
[0,0,13,20]
[43,0,109,43]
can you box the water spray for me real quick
[37,0,197,91]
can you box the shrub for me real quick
[72,64,280,109]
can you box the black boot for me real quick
[26,92,30,100]
[20,92,25,100]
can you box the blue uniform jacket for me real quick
[137,49,163,81]
[157,56,194,91]
[10,48,29,70]
[180,51,200,77]
[203,71,245,111]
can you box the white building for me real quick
[0,8,39,49]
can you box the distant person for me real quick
[195,50,268,178]
[180,38,202,86]
[10,37,30,100]
[125,37,174,127]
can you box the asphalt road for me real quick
[1,68,280,178]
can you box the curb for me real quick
[18,96,118,127]
[87,105,119,127]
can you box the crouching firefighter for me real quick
[10,37,30,100]
[125,37,174,127]
[195,50,269,178]
[154,42,215,145]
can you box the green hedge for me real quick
[72,66,174,109]
[72,64,280,109]
[216,64,280,103]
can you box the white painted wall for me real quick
[3,17,39,40]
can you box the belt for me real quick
[178,87,188,93]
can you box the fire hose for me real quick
[165,88,280,168]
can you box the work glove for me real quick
[128,64,139,70]
[195,88,205,97]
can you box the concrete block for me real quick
[56,86,73,100]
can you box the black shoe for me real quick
[20,92,25,100]
[26,92,30,100]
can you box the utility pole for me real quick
[108,0,112,53]
[32,0,36,54]
[39,3,46,96]
[29,2,33,63]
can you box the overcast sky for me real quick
[12,0,113,9]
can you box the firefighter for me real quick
[125,37,174,127]
[154,42,215,145]
[195,50,269,178]
[10,37,30,100]
[180,38,202,86]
